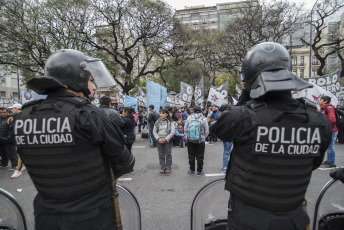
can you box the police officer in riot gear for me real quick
[211,42,332,230]
[12,49,134,230]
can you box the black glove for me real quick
[236,90,251,106]
[330,168,344,183]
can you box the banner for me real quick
[194,77,204,107]
[166,92,177,108]
[0,97,18,108]
[91,92,101,107]
[180,82,193,107]
[133,87,146,107]
[207,80,229,107]
[207,87,226,107]
[160,85,167,109]
[118,90,125,107]
[146,80,167,113]
[295,82,338,107]
[21,90,47,105]
[125,95,138,111]
[307,70,341,99]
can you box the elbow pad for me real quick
[111,146,135,178]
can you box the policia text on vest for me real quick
[14,115,75,147]
[254,124,322,156]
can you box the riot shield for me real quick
[191,179,230,230]
[0,188,27,230]
[117,183,141,230]
[313,179,344,230]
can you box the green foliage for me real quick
[215,72,240,94]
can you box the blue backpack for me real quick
[187,115,203,143]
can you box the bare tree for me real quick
[301,0,344,77]
[0,0,90,82]
[222,0,305,68]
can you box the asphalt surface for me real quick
[1,129,343,230]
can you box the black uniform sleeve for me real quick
[212,106,249,142]
[330,168,344,183]
[79,106,134,177]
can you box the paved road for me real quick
[1,131,343,230]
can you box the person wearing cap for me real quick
[319,95,338,168]
[11,49,134,229]
[184,105,209,176]
[0,107,18,169]
[211,42,332,230]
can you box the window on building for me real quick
[312,55,319,65]
[300,56,304,66]
[293,69,297,75]
[0,91,6,97]
[292,56,297,66]
[12,92,19,99]
[300,69,304,77]
[11,78,18,87]
[312,69,318,77]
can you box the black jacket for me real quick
[0,115,13,144]
[99,105,125,128]
[121,114,136,144]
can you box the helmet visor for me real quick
[81,59,116,88]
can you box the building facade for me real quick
[174,0,259,31]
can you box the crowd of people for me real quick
[1,44,344,230]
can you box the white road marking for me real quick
[205,173,225,177]
[118,178,132,181]
[133,146,146,149]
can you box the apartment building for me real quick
[174,0,259,31]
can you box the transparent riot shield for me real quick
[313,179,344,230]
[0,188,27,230]
[117,183,141,230]
[191,179,230,230]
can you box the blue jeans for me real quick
[222,142,231,170]
[326,131,338,164]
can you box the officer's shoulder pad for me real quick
[22,99,44,109]
[297,98,318,110]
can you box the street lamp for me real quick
[16,65,20,102]
[309,0,320,78]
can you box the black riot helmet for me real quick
[28,49,116,96]
[242,42,312,98]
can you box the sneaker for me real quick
[165,170,171,175]
[321,161,330,166]
[322,163,336,168]
[187,169,195,175]
[197,171,205,176]
[10,170,22,179]
[160,169,165,174]
[21,166,26,172]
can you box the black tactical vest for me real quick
[15,97,108,200]
[226,101,327,212]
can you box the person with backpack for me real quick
[319,95,338,168]
[148,104,159,147]
[184,106,209,176]
[153,108,175,175]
